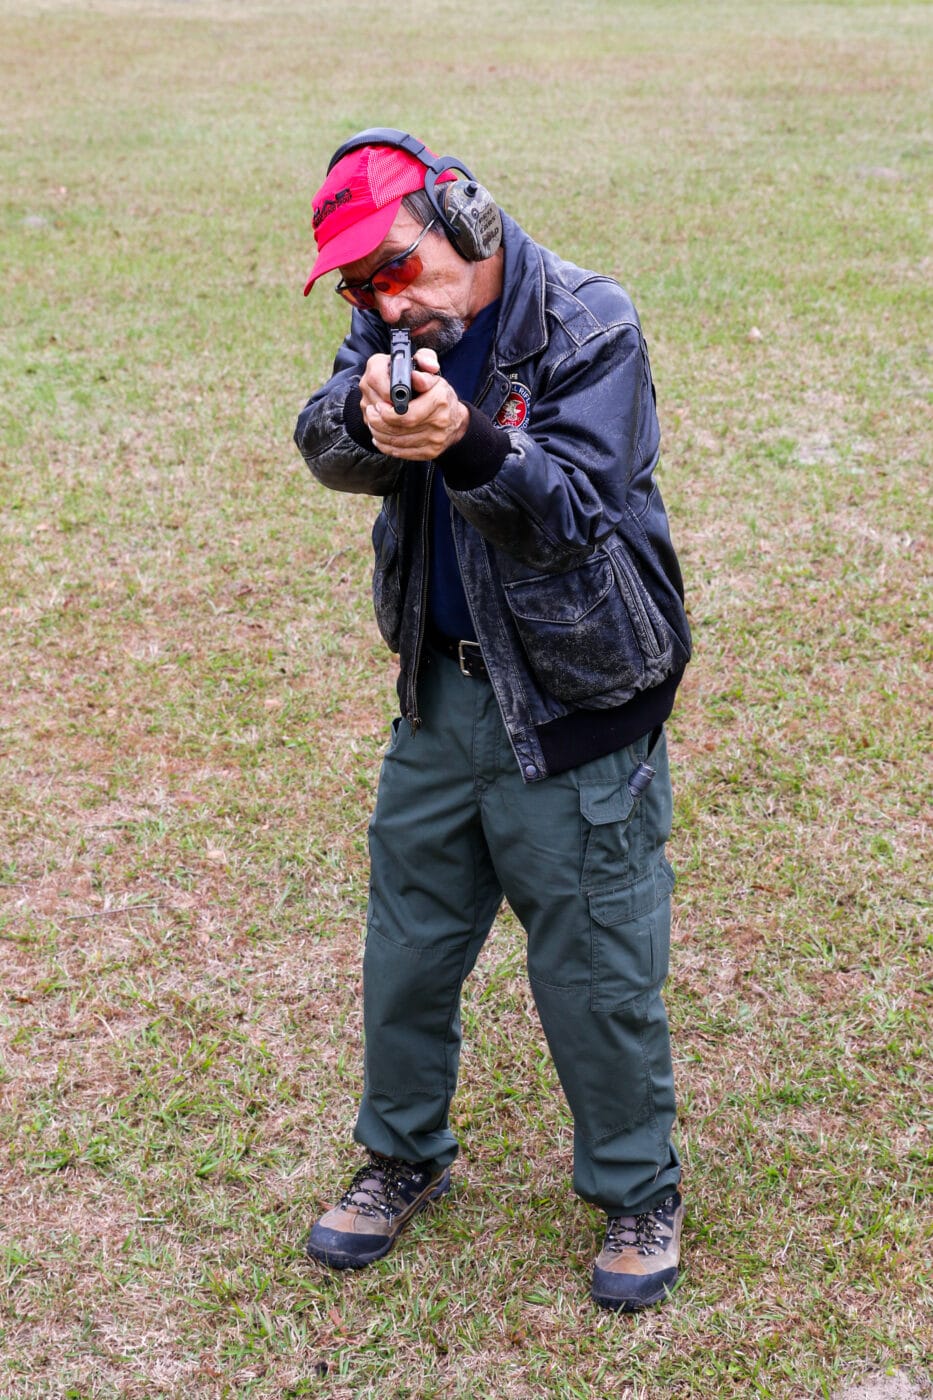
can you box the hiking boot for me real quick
[591,1190,684,1311]
[305,1153,451,1269]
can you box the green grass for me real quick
[1,1,931,1397]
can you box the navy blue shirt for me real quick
[428,300,500,639]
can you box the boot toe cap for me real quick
[592,1262,679,1312]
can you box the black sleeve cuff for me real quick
[437,403,510,490]
[343,385,377,452]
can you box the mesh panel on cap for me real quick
[366,147,424,208]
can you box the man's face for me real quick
[337,210,473,354]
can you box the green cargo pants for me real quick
[354,646,681,1215]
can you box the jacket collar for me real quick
[493,213,548,368]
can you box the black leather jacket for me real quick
[295,214,690,782]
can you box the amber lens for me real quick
[336,284,377,309]
[337,251,426,310]
[370,252,424,296]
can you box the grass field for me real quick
[1,1,931,1396]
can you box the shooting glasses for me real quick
[334,218,438,310]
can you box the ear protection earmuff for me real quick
[327,127,503,263]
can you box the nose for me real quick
[373,288,413,325]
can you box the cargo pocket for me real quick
[588,861,675,1010]
[371,502,402,652]
[579,779,636,891]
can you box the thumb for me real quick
[413,348,440,375]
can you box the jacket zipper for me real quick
[407,462,435,733]
[405,367,517,735]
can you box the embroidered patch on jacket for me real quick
[495,382,531,429]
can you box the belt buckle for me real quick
[457,639,482,677]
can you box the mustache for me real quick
[398,312,465,355]
[398,311,445,333]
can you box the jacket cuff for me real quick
[438,404,510,490]
[343,385,377,452]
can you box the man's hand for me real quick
[359,348,469,460]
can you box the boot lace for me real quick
[339,1154,423,1223]
[605,1196,675,1257]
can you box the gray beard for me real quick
[403,313,466,356]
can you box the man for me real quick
[293,129,692,1312]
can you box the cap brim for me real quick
[302,197,402,296]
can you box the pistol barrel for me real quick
[389,329,412,414]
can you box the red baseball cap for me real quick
[303,142,452,296]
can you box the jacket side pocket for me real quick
[503,549,669,708]
[371,499,402,653]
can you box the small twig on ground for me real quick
[62,903,161,921]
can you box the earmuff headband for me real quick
[327,127,478,186]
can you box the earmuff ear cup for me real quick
[326,130,503,261]
[436,180,503,261]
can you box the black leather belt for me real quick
[428,631,490,681]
